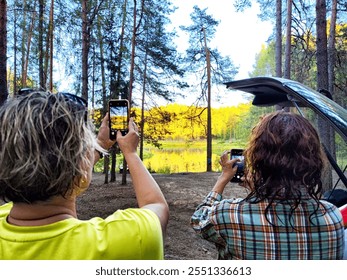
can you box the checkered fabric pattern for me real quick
[191,191,345,260]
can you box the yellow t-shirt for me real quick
[0,203,163,260]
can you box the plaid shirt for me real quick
[191,191,345,260]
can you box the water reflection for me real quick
[143,149,221,173]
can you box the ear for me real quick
[71,174,88,197]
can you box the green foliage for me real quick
[93,159,105,173]
[135,0,187,105]
[334,22,347,107]
[251,42,276,77]
[336,133,347,168]
[250,21,347,108]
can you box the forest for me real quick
[0,0,346,177]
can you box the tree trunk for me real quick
[277,0,291,112]
[22,3,36,88]
[0,0,8,105]
[111,150,117,182]
[140,49,148,160]
[81,0,89,103]
[103,155,110,184]
[275,0,282,78]
[316,0,332,191]
[38,0,45,89]
[97,14,107,115]
[48,0,54,91]
[109,0,127,182]
[202,27,212,172]
[128,0,137,108]
[91,46,95,116]
[13,4,17,94]
[284,0,292,79]
[122,0,138,185]
[21,0,27,88]
[114,0,127,99]
[316,0,329,94]
[97,15,109,183]
[328,0,337,96]
[275,0,283,111]
[327,0,337,161]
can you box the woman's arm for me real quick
[116,119,169,235]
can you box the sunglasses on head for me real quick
[58,92,88,122]
[58,92,87,108]
[17,89,88,122]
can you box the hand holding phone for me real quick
[230,149,244,183]
[108,99,129,140]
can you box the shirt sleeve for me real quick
[105,208,164,260]
[0,202,12,219]
[132,208,164,260]
[190,191,226,246]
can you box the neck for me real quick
[8,196,77,226]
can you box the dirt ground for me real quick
[76,171,249,260]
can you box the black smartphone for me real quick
[108,99,129,140]
[230,149,244,183]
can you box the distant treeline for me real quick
[129,103,274,143]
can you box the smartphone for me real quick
[108,99,129,140]
[230,149,244,183]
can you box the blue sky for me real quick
[170,0,273,79]
[169,0,274,106]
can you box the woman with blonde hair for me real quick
[0,91,168,259]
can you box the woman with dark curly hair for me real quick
[191,111,344,259]
[0,91,168,260]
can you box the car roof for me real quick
[225,76,347,142]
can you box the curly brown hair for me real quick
[243,111,327,223]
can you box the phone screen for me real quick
[230,149,244,161]
[109,100,129,139]
[230,149,244,182]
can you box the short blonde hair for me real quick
[0,91,98,202]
